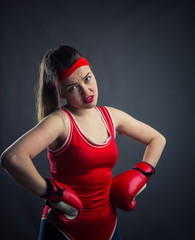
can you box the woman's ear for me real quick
[61,98,67,106]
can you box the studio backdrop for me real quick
[0,0,194,239]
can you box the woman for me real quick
[0,45,166,240]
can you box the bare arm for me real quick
[0,110,68,196]
[108,107,166,167]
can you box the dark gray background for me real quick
[0,0,194,239]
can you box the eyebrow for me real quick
[65,72,91,88]
[82,72,91,80]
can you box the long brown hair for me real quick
[36,45,83,122]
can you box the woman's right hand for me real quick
[41,179,83,225]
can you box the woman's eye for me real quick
[69,86,77,92]
[85,76,91,82]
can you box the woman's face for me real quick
[59,65,98,111]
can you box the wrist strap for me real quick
[40,179,53,198]
[133,162,155,178]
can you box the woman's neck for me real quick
[64,104,97,118]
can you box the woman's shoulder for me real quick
[51,107,68,118]
[98,106,121,125]
[104,106,131,117]
[40,109,70,150]
[102,106,123,117]
[39,108,69,131]
[102,106,134,129]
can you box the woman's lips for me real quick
[83,95,94,103]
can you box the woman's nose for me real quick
[80,85,91,96]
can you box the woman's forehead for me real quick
[67,65,91,81]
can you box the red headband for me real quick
[58,57,89,84]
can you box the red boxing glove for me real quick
[41,179,83,225]
[110,161,155,211]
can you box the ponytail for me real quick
[36,55,60,122]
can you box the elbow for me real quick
[0,150,18,170]
[161,134,166,147]
[0,151,8,168]
[157,133,166,149]
[148,132,166,148]
[147,132,166,148]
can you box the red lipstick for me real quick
[83,95,94,103]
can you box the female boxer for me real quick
[0,45,166,240]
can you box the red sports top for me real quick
[42,106,118,240]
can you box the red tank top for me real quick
[43,106,118,240]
